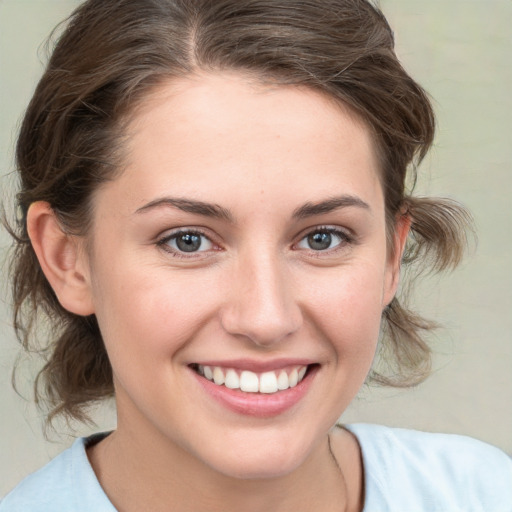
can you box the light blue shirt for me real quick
[345,424,512,512]
[2,424,511,511]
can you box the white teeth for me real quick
[259,371,278,394]
[240,371,259,392]
[224,369,240,389]
[203,366,213,380]
[289,368,298,388]
[213,367,225,385]
[198,365,309,394]
[277,370,290,390]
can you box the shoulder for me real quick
[344,423,512,512]
[0,441,76,511]
[0,434,115,512]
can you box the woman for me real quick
[2,0,511,510]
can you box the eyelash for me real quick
[294,226,354,255]
[156,229,217,259]
[156,226,354,259]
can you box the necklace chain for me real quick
[328,432,349,512]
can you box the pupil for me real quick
[176,233,201,252]
[308,232,332,250]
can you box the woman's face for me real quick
[83,73,405,478]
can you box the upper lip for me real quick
[189,358,316,372]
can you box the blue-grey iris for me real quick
[308,232,332,250]
[176,233,202,252]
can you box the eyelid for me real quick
[156,227,221,258]
[293,225,355,253]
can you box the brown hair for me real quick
[7,0,471,423]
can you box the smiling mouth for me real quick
[190,364,314,394]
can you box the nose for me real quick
[219,251,303,347]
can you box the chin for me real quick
[211,456,302,481]
[199,432,313,480]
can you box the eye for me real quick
[158,230,214,255]
[296,228,349,252]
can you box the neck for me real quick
[88,418,351,512]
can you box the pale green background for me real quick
[1,0,511,496]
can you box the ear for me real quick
[27,201,95,316]
[382,212,411,307]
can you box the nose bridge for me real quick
[221,244,302,346]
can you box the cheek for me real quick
[90,263,218,373]
[296,262,386,421]
[305,260,386,355]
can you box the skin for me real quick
[28,73,409,511]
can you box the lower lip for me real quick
[191,366,318,418]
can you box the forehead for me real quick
[103,72,383,216]
[128,72,376,157]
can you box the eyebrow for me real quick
[135,197,234,221]
[292,195,370,219]
[135,194,370,222]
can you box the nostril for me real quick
[219,307,303,347]
[218,273,302,346]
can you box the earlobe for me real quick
[27,201,95,316]
[383,212,411,307]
